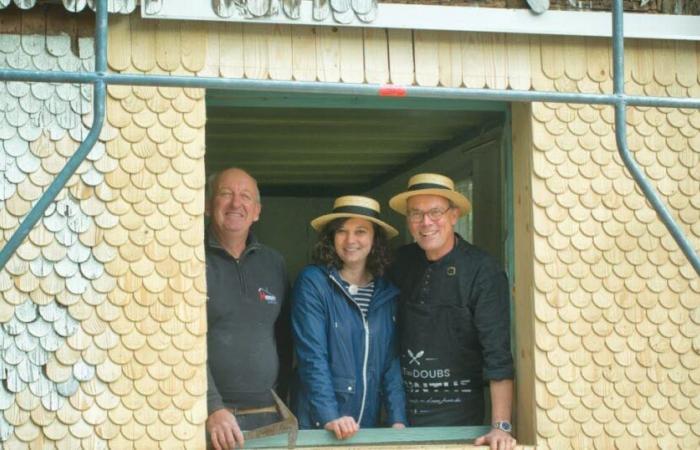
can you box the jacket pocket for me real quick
[332,376,356,416]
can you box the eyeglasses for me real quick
[407,206,452,223]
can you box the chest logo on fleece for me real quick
[257,287,278,304]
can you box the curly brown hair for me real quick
[312,217,392,277]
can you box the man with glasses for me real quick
[389,173,515,450]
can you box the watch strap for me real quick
[492,421,513,433]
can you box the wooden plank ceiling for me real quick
[205,95,503,196]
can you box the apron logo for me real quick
[407,349,425,366]
[446,266,456,276]
[257,287,277,304]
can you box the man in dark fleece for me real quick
[205,167,291,450]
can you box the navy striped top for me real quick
[343,280,375,318]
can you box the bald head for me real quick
[207,168,262,243]
[208,168,260,204]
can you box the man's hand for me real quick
[474,428,516,450]
[207,409,245,450]
[391,423,406,429]
[324,416,359,440]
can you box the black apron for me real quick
[398,256,485,426]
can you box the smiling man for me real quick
[389,173,516,450]
[205,168,291,450]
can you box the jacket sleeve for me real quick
[207,362,226,415]
[381,297,407,425]
[472,261,515,381]
[291,268,340,426]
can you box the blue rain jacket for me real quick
[291,265,407,429]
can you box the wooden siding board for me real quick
[270,24,293,81]
[540,38,565,81]
[437,31,463,88]
[129,15,156,73]
[462,32,486,88]
[387,29,414,85]
[506,34,531,91]
[529,35,553,91]
[199,22,221,77]
[316,27,341,83]
[180,21,207,74]
[154,20,181,73]
[243,23,270,80]
[339,27,364,83]
[629,39,654,86]
[292,26,316,81]
[484,32,508,90]
[563,36,586,82]
[414,30,440,87]
[219,22,244,78]
[585,37,611,86]
[107,15,131,72]
[363,28,390,84]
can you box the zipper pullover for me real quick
[206,232,288,413]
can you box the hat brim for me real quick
[311,213,399,239]
[389,188,471,217]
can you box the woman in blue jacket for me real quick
[292,195,407,440]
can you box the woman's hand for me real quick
[391,423,406,429]
[324,416,360,440]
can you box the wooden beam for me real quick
[511,102,537,445]
[204,141,425,153]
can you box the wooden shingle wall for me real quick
[0,9,207,450]
[105,15,208,450]
[1,7,699,449]
[526,49,700,450]
[0,17,125,450]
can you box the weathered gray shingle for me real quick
[0,32,117,444]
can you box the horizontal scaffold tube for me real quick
[0,67,700,110]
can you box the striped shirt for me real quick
[342,280,375,318]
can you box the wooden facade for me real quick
[0,5,698,449]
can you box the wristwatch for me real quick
[492,421,513,433]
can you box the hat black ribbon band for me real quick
[333,205,380,218]
[408,183,451,191]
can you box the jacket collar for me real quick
[206,228,260,258]
[419,232,467,266]
[324,265,398,311]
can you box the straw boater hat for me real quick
[311,196,399,239]
[389,173,471,217]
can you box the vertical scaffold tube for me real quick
[0,0,108,271]
[611,0,700,275]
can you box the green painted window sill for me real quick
[245,425,492,448]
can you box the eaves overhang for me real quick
[0,0,137,13]
[2,1,698,41]
[144,2,700,41]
